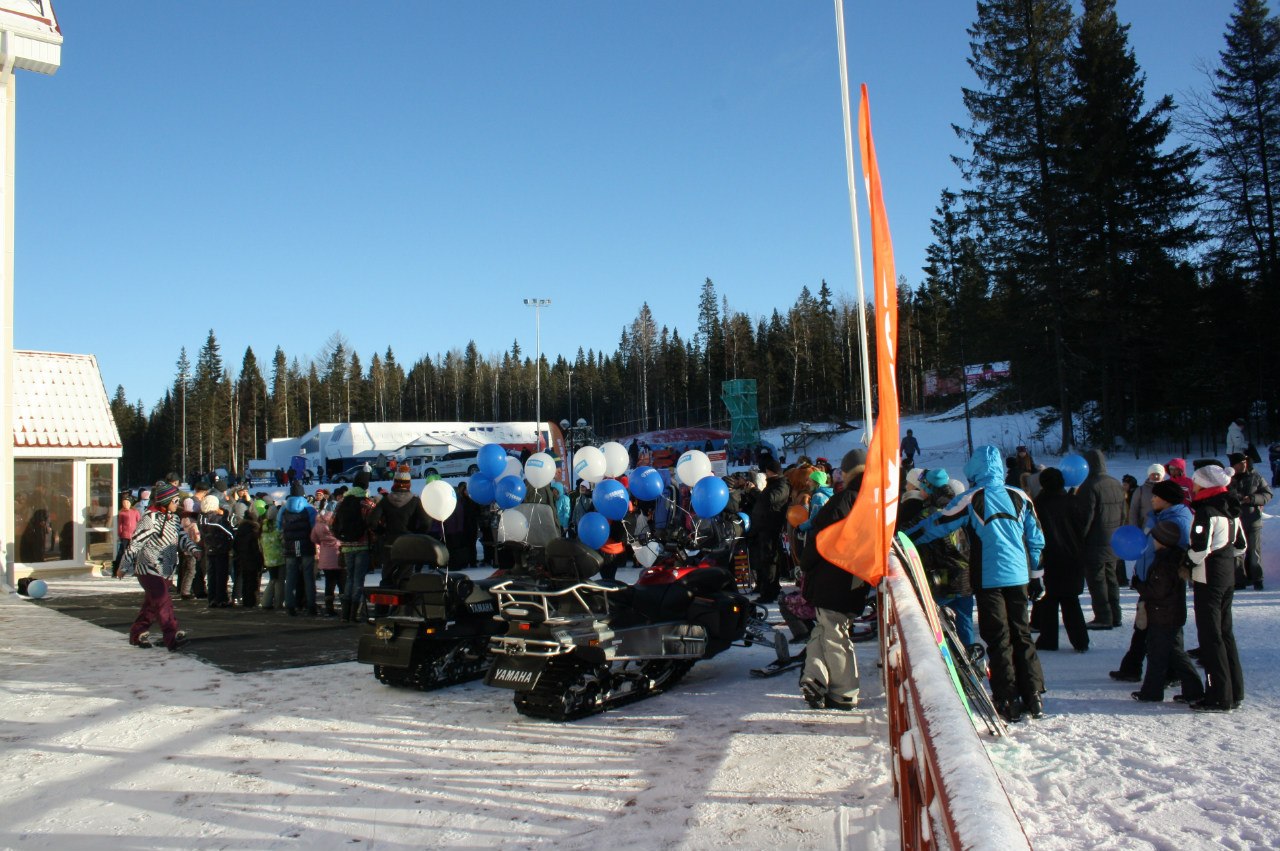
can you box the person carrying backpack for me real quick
[332,473,377,621]
[278,481,318,616]
[912,444,1046,724]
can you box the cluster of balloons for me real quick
[442,440,735,554]
[445,442,562,545]
[573,441,636,549]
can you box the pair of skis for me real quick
[893,533,1008,737]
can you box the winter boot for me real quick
[325,598,337,617]
[341,600,353,622]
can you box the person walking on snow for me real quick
[120,482,201,651]
[900,429,920,468]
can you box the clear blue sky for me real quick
[14,1,1233,410]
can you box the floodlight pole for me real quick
[524,298,551,451]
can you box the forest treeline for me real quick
[112,0,1280,484]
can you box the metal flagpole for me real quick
[833,0,874,445]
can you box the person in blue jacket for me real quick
[911,444,1047,723]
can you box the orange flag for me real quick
[816,85,900,586]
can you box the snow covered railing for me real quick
[879,554,1032,850]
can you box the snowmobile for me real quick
[636,514,753,592]
[356,533,507,690]
[635,521,775,655]
[484,537,753,721]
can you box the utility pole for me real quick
[524,298,551,450]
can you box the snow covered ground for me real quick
[0,564,896,850]
[3,409,1278,849]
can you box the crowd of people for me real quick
[899,423,1271,722]
[114,424,1271,720]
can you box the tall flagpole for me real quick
[833,0,874,444]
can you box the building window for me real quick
[15,459,75,563]
[87,462,114,563]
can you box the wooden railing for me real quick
[879,554,1033,850]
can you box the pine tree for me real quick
[236,347,268,469]
[959,0,1077,449]
[1059,0,1201,441]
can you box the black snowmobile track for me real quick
[513,656,696,721]
[374,637,492,692]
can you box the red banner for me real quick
[816,85,900,586]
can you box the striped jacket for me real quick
[120,508,201,579]
[912,444,1044,590]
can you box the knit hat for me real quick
[1151,479,1183,505]
[1192,458,1223,471]
[1151,520,1182,549]
[200,494,221,513]
[841,448,867,475]
[809,469,828,488]
[194,480,211,494]
[1167,458,1186,475]
[923,467,950,492]
[354,470,371,489]
[759,455,781,475]
[1040,467,1065,493]
[905,468,925,490]
[1228,452,1247,466]
[290,481,305,497]
[392,468,412,492]
[1192,464,1232,489]
[151,482,180,506]
[1146,463,1166,480]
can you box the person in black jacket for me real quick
[233,509,264,608]
[749,455,792,603]
[1186,463,1248,711]
[1131,521,1204,704]
[1227,452,1272,590]
[1033,468,1089,652]
[797,448,870,711]
[368,469,431,589]
[1078,449,1127,629]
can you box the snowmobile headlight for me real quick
[374,624,394,641]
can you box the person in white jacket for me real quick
[1226,418,1247,456]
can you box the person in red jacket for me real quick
[113,496,140,578]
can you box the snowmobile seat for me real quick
[544,538,604,585]
[616,583,694,625]
[403,571,447,594]
[677,566,736,596]
[390,534,449,569]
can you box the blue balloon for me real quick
[691,476,730,518]
[594,479,631,521]
[467,473,495,505]
[26,579,48,599]
[494,475,526,509]
[1111,525,1148,561]
[630,466,663,502]
[578,511,610,549]
[1060,454,1089,489]
[478,443,509,479]
[737,511,750,533]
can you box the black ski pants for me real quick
[1193,582,1244,707]
[976,585,1045,705]
[1137,623,1202,702]
[1034,591,1089,652]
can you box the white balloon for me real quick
[420,479,458,521]
[496,508,529,543]
[675,449,712,486]
[601,442,630,478]
[573,445,607,484]
[634,541,663,569]
[524,452,557,489]
[499,456,523,480]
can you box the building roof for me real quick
[12,350,122,450]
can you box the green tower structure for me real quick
[721,379,760,452]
